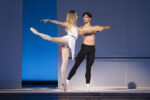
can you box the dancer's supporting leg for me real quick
[85,47,95,90]
[61,47,69,91]
[30,27,69,44]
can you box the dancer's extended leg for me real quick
[67,45,86,80]
[30,27,69,44]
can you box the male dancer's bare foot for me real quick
[30,27,51,40]
[86,84,93,92]
[66,79,69,88]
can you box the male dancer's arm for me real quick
[78,25,110,35]
[94,25,110,32]
[40,19,67,27]
[78,27,93,35]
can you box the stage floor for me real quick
[0,87,150,100]
[0,87,150,94]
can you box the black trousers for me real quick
[67,44,95,84]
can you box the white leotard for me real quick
[63,26,78,60]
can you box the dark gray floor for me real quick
[0,93,150,100]
[0,84,150,100]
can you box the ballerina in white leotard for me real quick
[30,10,78,91]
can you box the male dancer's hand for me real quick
[103,25,110,30]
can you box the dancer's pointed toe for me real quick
[30,27,39,35]
[62,83,67,92]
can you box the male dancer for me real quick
[66,12,110,90]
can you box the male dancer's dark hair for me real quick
[82,12,92,18]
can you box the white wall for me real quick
[0,0,22,88]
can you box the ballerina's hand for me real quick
[40,19,49,23]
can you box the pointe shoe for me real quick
[30,27,39,35]
[62,83,67,92]
[30,27,50,40]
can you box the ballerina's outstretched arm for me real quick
[30,27,69,44]
[40,19,67,27]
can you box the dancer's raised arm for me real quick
[78,25,110,35]
[93,25,110,32]
[40,19,67,27]
[78,27,94,35]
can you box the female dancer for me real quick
[30,10,78,91]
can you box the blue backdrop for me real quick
[22,0,57,81]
